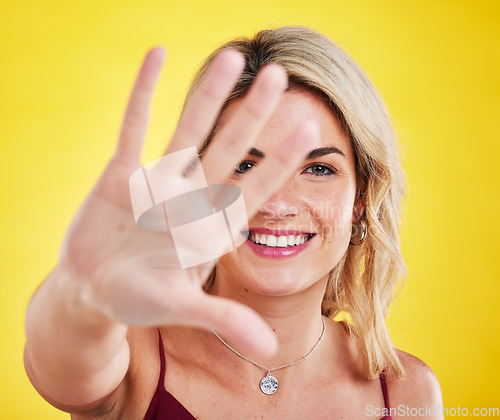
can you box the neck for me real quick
[209,267,329,371]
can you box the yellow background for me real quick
[1,0,498,418]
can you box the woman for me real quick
[25,26,443,419]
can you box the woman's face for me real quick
[214,89,359,297]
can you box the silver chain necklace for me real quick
[212,317,326,395]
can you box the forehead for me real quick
[222,89,353,159]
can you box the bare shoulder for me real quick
[386,350,443,419]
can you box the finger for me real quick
[115,47,166,164]
[166,49,245,154]
[238,120,320,217]
[201,64,288,185]
[185,293,278,358]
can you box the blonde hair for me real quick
[185,26,406,379]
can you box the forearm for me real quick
[24,264,130,409]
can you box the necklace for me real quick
[212,317,326,395]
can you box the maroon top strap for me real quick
[144,331,196,420]
[379,373,393,419]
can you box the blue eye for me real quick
[303,163,336,176]
[234,160,255,175]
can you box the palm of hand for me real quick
[57,48,319,355]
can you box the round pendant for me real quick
[260,373,279,395]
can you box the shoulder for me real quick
[385,350,443,419]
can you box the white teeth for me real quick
[267,236,277,247]
[277,236,288,247]
[248,233,311,247]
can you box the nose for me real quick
[258,183,299,219]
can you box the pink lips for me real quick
[243,228,314,259]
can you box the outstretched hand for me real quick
[59,48,319,358]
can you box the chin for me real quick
[246,271,304,296]
[217,255,320,297]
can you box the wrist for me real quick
[49,264,126,339]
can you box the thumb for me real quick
[184,293,278,359]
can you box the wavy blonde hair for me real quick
[183,26,406,380]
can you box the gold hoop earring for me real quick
[350,219,367,245]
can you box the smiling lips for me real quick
[248,232,312,247]
[244,229,315,259]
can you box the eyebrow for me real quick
[248,146,346,160]
[306,146,346,159]
[248,147,265,158]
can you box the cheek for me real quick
[309,185,356,236]
[317,209,352,240]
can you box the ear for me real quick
[352,194,366,222]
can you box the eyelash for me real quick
[302,163,337,177]
[234,160,255,175]
[233,161,337,177]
